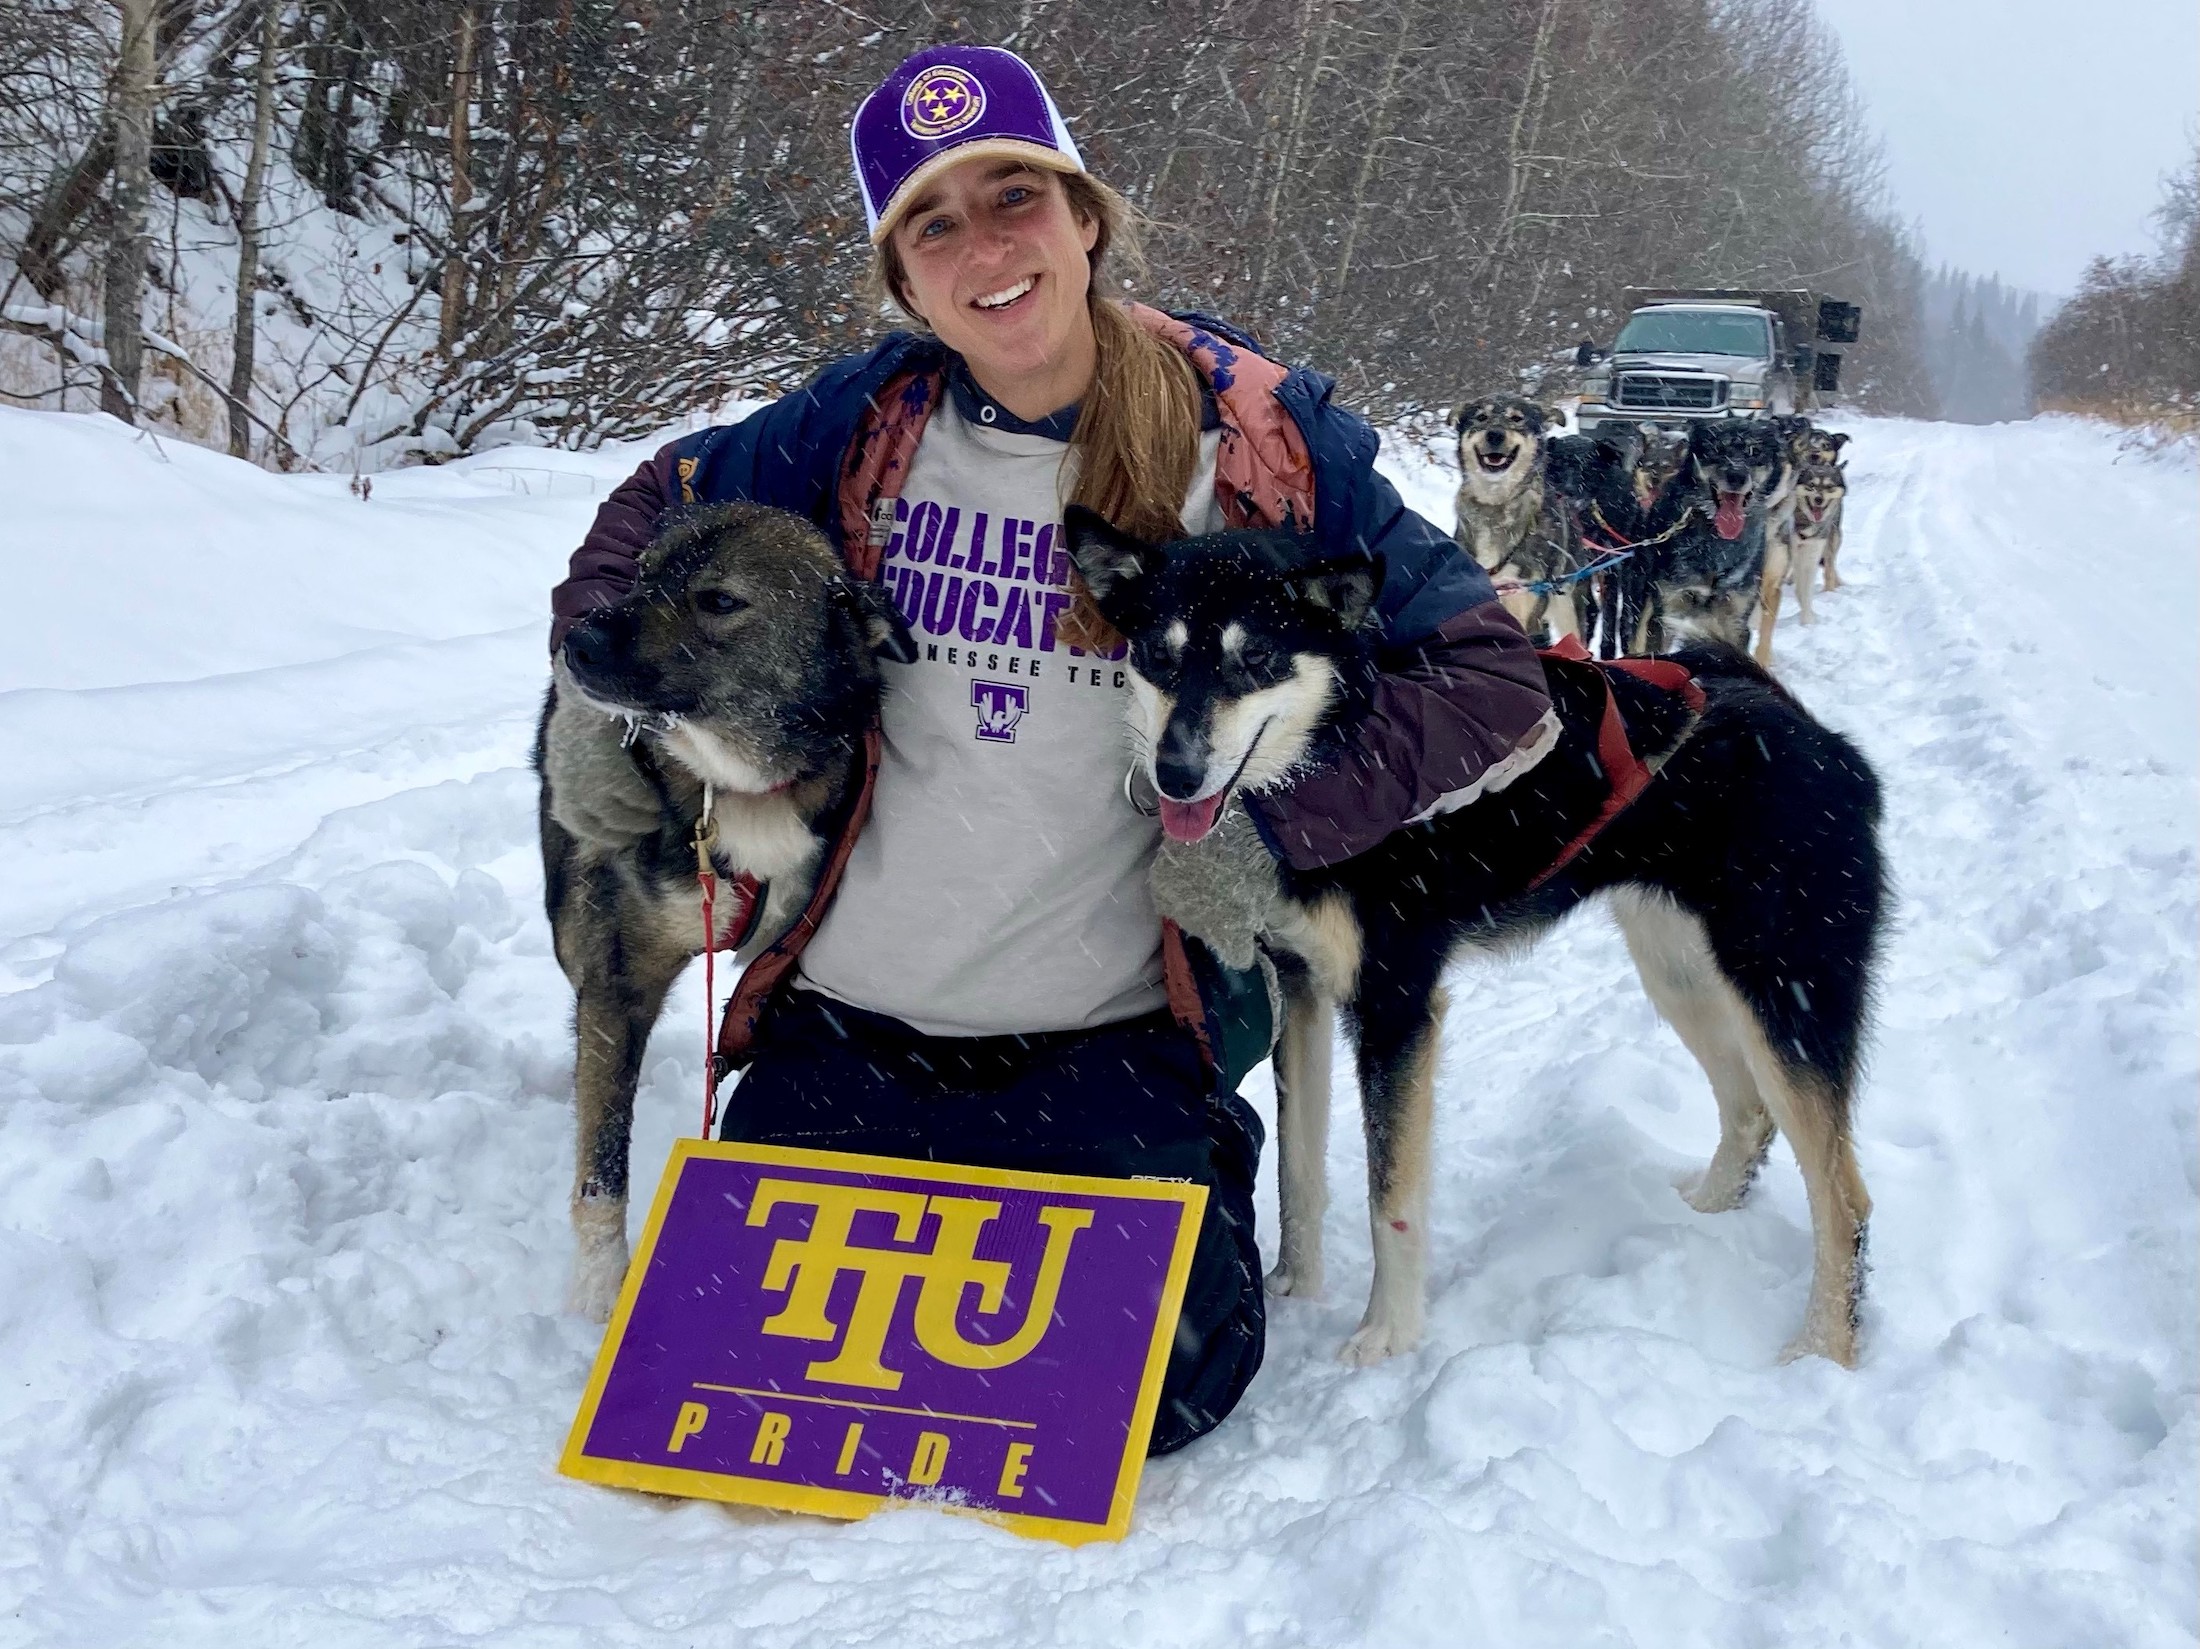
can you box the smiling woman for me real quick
[543,42,1556,1457]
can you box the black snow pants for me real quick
[718,987,1266,1454]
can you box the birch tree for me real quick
[100,0,156,421]
[228,0,279,457]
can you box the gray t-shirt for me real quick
[796,395,1222,1036]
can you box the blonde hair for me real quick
[870,172,1204,649]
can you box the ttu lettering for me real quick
[748,1180,1094,1390]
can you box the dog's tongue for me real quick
[1159,793,1226,843]
[1714,490,1746,540]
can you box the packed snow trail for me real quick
[0,408,2190,1647]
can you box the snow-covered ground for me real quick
[1,408,2192,1647]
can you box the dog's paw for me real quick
[568,1198,631,1322]
[1676,1165,1751,1214]
[1778,1320,1860,1369]
[1265,1259,1323,1299]
[1338,1312,1420,1367]
[566,1252,629,1323]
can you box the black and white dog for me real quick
[1616,417,1784,655]
[1064,506,1887,1368]
[1545,426,1647,658]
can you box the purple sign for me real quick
[561,1141,1206,1545]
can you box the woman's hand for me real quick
[1149,803,1283,972]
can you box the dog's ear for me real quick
[1826,431,1851,453]
[1062,505,1164,610]
[1541,405,1567,433]
[1595,425,1643,466]
[1286,553,1382,630]
[833,575,918,664]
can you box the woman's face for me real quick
[890,156,1101,418]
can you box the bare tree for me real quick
[437,0,475,357]
[228,0,279,456]
[2033,142,2200,438]
[100,0,157,421]
[5,0,1946,457]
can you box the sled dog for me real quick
[538,503,913,1318]
[1451,395,1593,645]
[1618,417,1783,656]
[1755,424,1854,662]
[1547,425,1646,531]
[1632,424,1692,512]
[1751,416,1815,667]
[1793,425,1852,471]
[1793,433,1849,590]
[1064,506,1886,1368]
[1786,460,1848,610]
[1545,426,1647,657]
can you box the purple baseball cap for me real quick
[851,45,1086,244]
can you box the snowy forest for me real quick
[2,0,1947,469]
[1919,267,2038,425]
[2030,145,2200,440]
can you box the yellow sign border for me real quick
[559,1138,1209,1546]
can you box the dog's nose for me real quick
[564,608,637,680]
[563,622,613,676]
[1154,716,1211,803]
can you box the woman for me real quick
[546,44,1554,1452]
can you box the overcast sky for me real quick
[1815,0,2198,298]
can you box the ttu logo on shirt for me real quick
[972,680,1028,742]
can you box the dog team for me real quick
[1452,395,1850,669]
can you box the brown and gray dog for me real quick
[1792,429,1851,590]
[1793,426,1852,470]
[1754,425,1850,664]
[1786,460,1849,611]
[537,502,912,1318]
[1632,424,1692,512]
[1451,395,1588,645]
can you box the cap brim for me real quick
[869,140,1086,244]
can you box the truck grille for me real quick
[1615,373,1726,411]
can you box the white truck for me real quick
[1573,288,1860,436]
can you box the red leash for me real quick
[699,858,720,1139]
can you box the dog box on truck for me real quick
[1574,289,1860,435]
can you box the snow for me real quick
[1,406,2192,1646]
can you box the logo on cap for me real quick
[902,65,986,139]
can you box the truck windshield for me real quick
[1614,310,1769,357]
